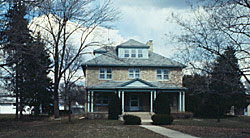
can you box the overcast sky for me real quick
[108,0,194,58]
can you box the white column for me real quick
[118,91,121,98]
[87,91,90,112]
[179,92,182,112]
[150,91,153,112]
[154,91,157,100]
[182,92,185,112]
[122,91,124,113]
[91,91,94,112]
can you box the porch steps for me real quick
[123,112,154,120]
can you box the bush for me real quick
[171,112,193,119]
[123,115,141,125]
[154,93,171,115]
[108,93,122,120]
[151,114,173,125]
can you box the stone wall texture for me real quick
[86,67,183,87]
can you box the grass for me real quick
[164,116,250,138]
[172,116,250,128]
[0,114,166,138]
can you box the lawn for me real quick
[0,115,166,138]
[165,116,250,138]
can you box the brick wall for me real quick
[86,67,183,87]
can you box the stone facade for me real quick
[86,67,183,87]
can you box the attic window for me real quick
[138,49,143,57]
[131,49,136,57]
[124,49,129,57]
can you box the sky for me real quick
[106,0,194,58]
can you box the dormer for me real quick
[117,39,150,59]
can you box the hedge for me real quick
[123,115,141,125]
[151,114,173,125]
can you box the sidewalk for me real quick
[140,120,199,138]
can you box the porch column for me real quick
[118,91,121,98]
[182,92,185,112]
[91,91,94,112]
[179,91,182,112]
[122,91,124,113]
[154,91,157,100]
[150,91,153,112]
[87,91,90,112]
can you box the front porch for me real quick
[85,90,186,113]
[85,78,186,114]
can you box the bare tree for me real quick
[61,46,84,122]
[29,0,118,118]
[170,0,250,85]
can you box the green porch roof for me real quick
[87,78,186,91]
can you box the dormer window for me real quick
[131,49,136,57]
[138,49,143,58]
[124,49,129,57]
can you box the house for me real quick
[82,39,186,116]
[0,88,32,114]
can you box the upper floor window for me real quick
[131,49,136,57]
[156,69,169,80]
[138,49,143,58]
[99,68,112,80]
[128,68,140,79]
[124,49,129,57]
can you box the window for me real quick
[138,49,143,58]
[124,49,129,57]
[95,93,110,106]
[131,49,136,57]
[128,68,140,79]
[99,68,112,80]
[156,69,169,80]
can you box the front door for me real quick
[130,95,139,111]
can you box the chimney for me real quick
[146,40,153,51]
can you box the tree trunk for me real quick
[217,105,220,122]
[15,89,19,121]
[15,63,19,121]
[68,100,71,122]
[53,85,60,118]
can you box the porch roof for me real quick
[87,78,186,91]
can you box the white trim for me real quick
[99,68,112,80]
[91,91,94,112]
[182,92,185,112]
[179,92,182,112]
[156,69,169,81]
[150,91,153,112]
[118,91,121,98]
[122,91,124,113]
[87,91,90,112]
[128,68,140,79]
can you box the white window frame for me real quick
[124,49,129,57]
[128,68,140,79]
[99,68,112,80]
[138,49,143,58]
[156,69,169,81]
[131,49,136,58]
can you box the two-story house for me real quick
[82,39,186,115]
